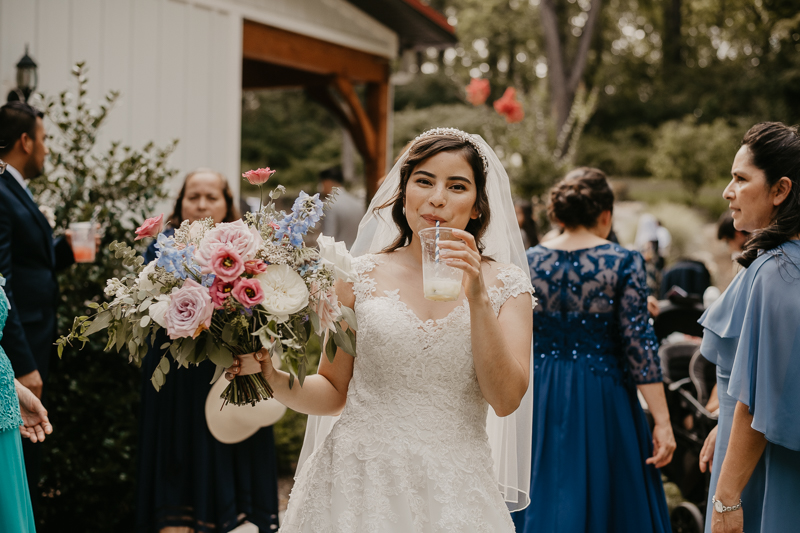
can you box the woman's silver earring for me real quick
[402,206,406,215]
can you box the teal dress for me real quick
[0,281,36,531]
[699,240,800,532]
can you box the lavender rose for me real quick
[164,279,214,339]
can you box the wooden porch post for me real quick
[365,80,389,201]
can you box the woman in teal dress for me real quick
[698,122,800,533]
[0,277,53,532]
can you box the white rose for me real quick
[317,234,356,282]
[256,264,310,322]
[136,262,161,295]
[148,295,171,328]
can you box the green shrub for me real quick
[28,64,176,532]
[647,116,740,200]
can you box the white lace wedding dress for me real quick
[280,254,534,533]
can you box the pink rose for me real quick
[209,277,235,308]
[135,214,163,241]
[232,278,264,308]
[465,78,490,106]
[242,167,276,185]
[244,260,268,275]
[210,245,245,282]
[310,283,342,335]
[493,87,524,123]
[196,220,263,270]
[164,279,214,339]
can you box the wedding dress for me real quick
[280,254,533,532]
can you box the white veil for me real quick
[297,129,534,512]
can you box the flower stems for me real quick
[219,372,274,407]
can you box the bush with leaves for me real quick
[647,116,741,201]
[27,63,177,532]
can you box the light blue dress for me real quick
[0,281,36,531]
[699,240,800,532]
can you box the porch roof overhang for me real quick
[345,0,457,51]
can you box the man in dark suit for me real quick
[0,101,75,500]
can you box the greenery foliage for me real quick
[28,64,177,532]
[646,116,741,199]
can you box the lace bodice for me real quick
[527,244,661,385]
[281,254,534,532]
[0,285,23,433]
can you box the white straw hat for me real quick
[205,353,287,444]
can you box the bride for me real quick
[227,128,535,532]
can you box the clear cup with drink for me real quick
[69,221,96,263]
[419,227,463,302]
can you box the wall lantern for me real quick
[7,45,38,103]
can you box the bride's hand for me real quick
[225,348,274,381]
[438,228,486,301]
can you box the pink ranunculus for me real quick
[135,214,163,241]
[242,168,276,185]
[209,277,235,308]
[231,278,265,308]
[164,279,214,339]
[310,283,342,335]
[493,87,524,123]
[465,78,491,106]
[268,221,280,231]
[210,245,245,282]
[195,220,263,269]
[244,260,268,275]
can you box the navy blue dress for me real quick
[136,229,280,532]
[513,243,671,533]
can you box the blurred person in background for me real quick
[318,166,364,249]
[0,101,77,506]
[698,122,800,533]
[515,199,539,249]
[136,169,280,533]
[716,211,749,262]
[635,213,665,295]
[514,167,674,533]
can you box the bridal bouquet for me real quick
[57,169,358,406]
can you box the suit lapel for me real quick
[1,171,55,264]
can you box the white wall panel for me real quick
[71,0,103,99]
[130,0,159,148]
[35,0,71,95]
[158,0,188,175]
[100,0,133,148]
[183,3,212,181]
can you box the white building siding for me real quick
[0,0,395,199]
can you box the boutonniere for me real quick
[0,159,7,173]
[39,205,56,229]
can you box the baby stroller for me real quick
[647,292,718,533]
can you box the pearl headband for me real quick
[412,127,489,175]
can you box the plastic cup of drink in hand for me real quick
[69,221,96,263]
[419,227,463,302]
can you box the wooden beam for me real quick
[365,81,389,201]
[242,58,330,89]
[331,77,376,160]
[242,20,389,84]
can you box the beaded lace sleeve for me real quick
[491,263,536,314]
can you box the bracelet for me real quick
[712,496,742,513]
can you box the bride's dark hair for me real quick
[378,134,491,254]
[737,122,800,268]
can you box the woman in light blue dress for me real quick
[0,277,52,532]
[698,122,800,533]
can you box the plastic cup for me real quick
[69,222,96,263]
[419,227,463,302]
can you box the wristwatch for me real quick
[712,496,742,513]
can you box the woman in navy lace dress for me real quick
[512,168,675,533]
[135,170,280,533]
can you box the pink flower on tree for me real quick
[210,245,245,282]
[465,78,491,106]
[135,214,163,241]
[242,168,276,185]
[209,277,236,308]
[164,279,214,339]
[244,260,268,275]
[232,278,265,308]
[493,87,525,123]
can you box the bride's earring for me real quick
[402,206,406,215]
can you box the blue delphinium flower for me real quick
[155,234,200,280]
[274,191,325,247]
